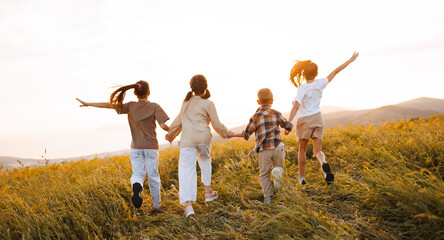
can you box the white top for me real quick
[294,77,329,119]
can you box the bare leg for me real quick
[313,138,334,183]
[313,138,326,166]
[184,201,193,211]
[298,139,309,179]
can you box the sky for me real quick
[0,0,443,159]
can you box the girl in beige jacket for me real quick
[166,74,229,218]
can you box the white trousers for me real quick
[178,145,212,204]
[130,149,161,208]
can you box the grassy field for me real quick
[1,115,443,239]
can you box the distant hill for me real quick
[322,97,444,128]
[394,97,444,113]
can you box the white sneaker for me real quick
[271,167,284,188]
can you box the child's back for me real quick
[229,88,293,204]
[294,78,328,119]
[244,105,292,153]
[169,95,228,147]
[120,101,169,149]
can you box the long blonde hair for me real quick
[289,60,318,87]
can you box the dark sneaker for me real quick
[301,179,307,185]
[150,207,162,216]
[132,183,143,208]
[322,163,334,184]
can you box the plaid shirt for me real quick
[243,105,293,153]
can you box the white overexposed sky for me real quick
[0,0,443,159]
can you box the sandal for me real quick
[184,210,195,218]
[205,191,218,202]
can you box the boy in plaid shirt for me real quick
[228,88,293,204]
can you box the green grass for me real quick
[1,115,443,239]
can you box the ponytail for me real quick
[110,80,149,112]
[184,91,193,101]
[201,89,210,99]
[289,60,318,88]
[184,74,210,101]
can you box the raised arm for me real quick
[76,98,112,108]
[327,51,359,83]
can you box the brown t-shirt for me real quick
[118,101,169,149]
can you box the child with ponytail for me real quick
[76,80,170,214]
[166,74,229,218]
[286,52,359,185]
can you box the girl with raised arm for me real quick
[166,74,229,218]
[286,52,359,185]
[76,80,169,215]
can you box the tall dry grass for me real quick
[0,115,443,239]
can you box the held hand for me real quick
[349,51,359,62]
[76,98,89,107]
[227,131,234,138]
[165,134,174,144]
[227,131,242,138]
[284,130,292,135]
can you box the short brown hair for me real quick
[257,88,273,105]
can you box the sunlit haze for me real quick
[1,0,443,159]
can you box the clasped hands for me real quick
[165,129,292,144]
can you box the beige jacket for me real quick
[168,96,228,147]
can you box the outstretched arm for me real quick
[327,51,359,83]
[76,98,112,108]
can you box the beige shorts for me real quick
[296,112,324,140]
